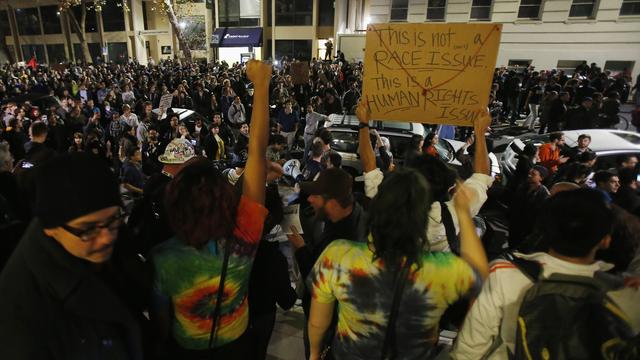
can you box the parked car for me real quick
[322,114,465,178]
[152,107,209,133]
[500,129,640,177]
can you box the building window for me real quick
[141,1,149,30]
[71,3,98,33]
[73,43,101,62]
[390,0,408,22]
[16,8,42,36]
[426,0,447,21]
[0,10,10,36]
[41,6,62,34]
[470,0,492,20]
[620,0,640,16]
[276,0,312,26]
[318,0,335,26]
[265,41,272,60]
[557,60,586,74]
[218,0,260,27]
[101,1,125,32]
[508,59,532,69]
[21,45,45,62]
[604,61,635,76]
[275,40,311,61]
[107,42,128,64]
[569,0,596,18]
[518,0,542,19]
[47,44,67,63]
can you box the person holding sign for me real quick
[358,99,493,254]
[307,167,488,360]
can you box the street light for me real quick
[179,21,187,29]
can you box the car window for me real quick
[386,135,411,160]
[190,112,208,125]
[330,131,359,153]
[594,153,640,171]
[379,122,413,132]
[612,132,640,145]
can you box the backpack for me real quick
[507,253,639,360]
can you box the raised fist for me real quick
[246,60,272,87]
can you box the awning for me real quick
[211,27,262,47]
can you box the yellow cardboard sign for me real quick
[363,23,502,126]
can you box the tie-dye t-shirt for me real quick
[152,195,268,350]
[310,239,481,359]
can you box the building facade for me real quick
[0,0,342,65]
[1,0,639,80]
[353,0,640,79]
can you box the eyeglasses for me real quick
[61,209,124,242]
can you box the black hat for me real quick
[300,168,352,200]
[34,152,121,229]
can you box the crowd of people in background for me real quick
[0,54,639,360]
[490,61,638,133]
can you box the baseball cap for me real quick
[300,168,353,200]
[158,138,195,164]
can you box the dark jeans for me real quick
[247,312,276,360]
[507,97,519,124]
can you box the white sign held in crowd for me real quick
[282,204,304,235]
[159,94,174,112]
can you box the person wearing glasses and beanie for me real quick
[0,152,144,359]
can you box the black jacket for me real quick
[296,202,367,314]
[0,219,143,360]
[565,106,596,130]
[249,241,297,319]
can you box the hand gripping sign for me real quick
[363,23,502,126]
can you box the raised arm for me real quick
[473,109,491,175]
[454,183,489,279]
[243,61,271,205]
[356,99,376,173]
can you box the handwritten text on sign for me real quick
[363,23,502,126]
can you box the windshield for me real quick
[613,132,640,145]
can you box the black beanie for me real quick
[34,152,121,229]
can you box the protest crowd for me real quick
[0,52,639,360]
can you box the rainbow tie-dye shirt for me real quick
[310,239,481,359]
[152,196,268,350]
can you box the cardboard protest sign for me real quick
[52,64,67,73]
[159,94,173,112]
[363,23,502,126]
[291,62,310,85]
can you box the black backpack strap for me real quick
[440,202,460,255]
[208,239,232,349]
[380,261,411,360]
[501,252,542,282]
